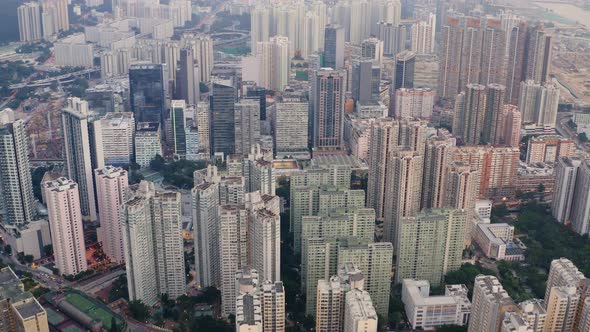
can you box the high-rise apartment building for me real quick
[97,112,135,166]
[506,22,529,104]
[61,98,99,222]
[248,196,281,282]
[378,22,406,56]
[525,27,552,85]
[480,22,507,86]
[17,2,43,42]
[95,166,128,264]
[501,105,522,147]
[439,17,464,99]
[544,258,586,310]
[234,99,261,156]
[210,81,237,156]
[482,84,507,145]
[43,178,88,276]
[552,157,583,225]
[235,269,285,332]
[453,84,487,145]
[344,289,378,332]
[396,209,466,285]
[192,179,220,288]
[526,135,575,164]
[569,160,590,235]
[468,275,517,332]
[123,182,186,306]
[544,286,580,332]
[195,102,210,156]
[129,64,166,125]
[257,36,291,92]
[411,14,436,54]
[0,109,36,225]
[311,68,346,154]
[182,34,214,83]
[519,80,560,128]
[393,88,436,120]
[250,6,270,51]
[274,101,309,159]
[134,122,162,168]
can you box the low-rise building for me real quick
[0,267,49,332]
[401,279,471,330]
[473,223,525,261]
[526,136,575,164]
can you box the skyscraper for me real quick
[352,59,381,104]
[501,105,521,147]
[95,166,128,264]
[396,209,466,285]
[210,81,237,155]
[170,100,187,157]
[311,68,346,154]
[506,22,529,104]
[192,179,220,288]
[248,194,281,282]
[123,181,186,306]
[421,136,456,209]
[411,13,436,54]
[459,23,484,89]
[480,22,507,86]
[0,110,36,225]
[439,17,464,99]
[43,178,88,276]
[175,48,200,106]
[393,50,415,90]
[129,64,166,126]
[552,157,583,225]
[344,290,378,332]
[234,100,261,156]
[378,22,406,56]
[134,122,162,168]
[324,25,345,70]
[251,6,270,51]
[195,102,210,156]
[482,84,506,145]
[518,80,560,128]
[393,88,436,119]
[468,275,517,332]
[182,34,214,83]
[526,27,552,85]
[570,160,590,235]
[316,276,346,332]
[257,36,291,92]
[361,37,384,65]
[274,101,309,159]
[61,98,99,222]
[17,2,42,42]
[453,84,487,145]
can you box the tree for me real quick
[4,244,11,255]
[579,132,589,143]
[491,203,509,223]
[110,317,119,332]
[24,255,34,264]
[43,244,53,257]
[537,183,545,193]
[128,300,150,321]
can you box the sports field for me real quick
[64,292,124,330]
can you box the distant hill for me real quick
[0,0,22,44]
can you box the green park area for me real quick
[64,292,124,330]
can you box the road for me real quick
[555,112,589,151]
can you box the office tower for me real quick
[61,98,98,222]
[544,286,580,331]
[383,150,423,244]
[245,85,267,121]
[393,50,415,90]
[43,178,88,276]
[195,102,210,156]
[468,275,517,332]
[17,2,42,42]
[257,36,291,92]
[183,34,214,83]
[526,27,552,85]
[352,59,381,104]
[95,166,128,264]
[123,182,186,306]
[361,38,384,65]
[396,209,466,285]
[129,64,165,126]
[552,157,583,225]
[311,68,346,154]
[378,22,406,56]
[411,13,436,54]
[274,101,309,159]
[249,205,281,282]
[506,22,529,104]
[210,81,237,156]
[0,110,35,225]
[0,267,50,332]
[421,137,456,209]
[519,80,560,128]
[324,25,345,70]
[393,88,436,119]
[570,161,590,235]
[501,105,521,147]
[305,239,393,318]
[482,84,506,145]
[439,18,464,99]
[220,205,249,316]
[453,84,487,145]
[175,48,200,105]
[170,100,187,157]
[134,122,162,168]
[97,112,135,166]
[480,22,507,86]
[344,290,378,332]
[234,99,261,156]
[251,6,270,51]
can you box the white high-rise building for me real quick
[468,275,517,332]
[274,101,309,159]
[182,34,214,83]
[196,102,210,157]
[95,166,128,264]
[61,97,99,222]
[257,36,292,92]
[17,2,43,42]
[411,13,436,54]
[570,160,590,235]
[344,289,378,332]
[248,194,281,282]
[123,181,186,306]
[251,6,270,51]
[0,109,36,226]
[393,88,436,119]
[135,122,162,168]
[97,112,135,166]
[234,100,261,156]
[43,178,88,276]
[192,179,220,288]
[518,80,560,128]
